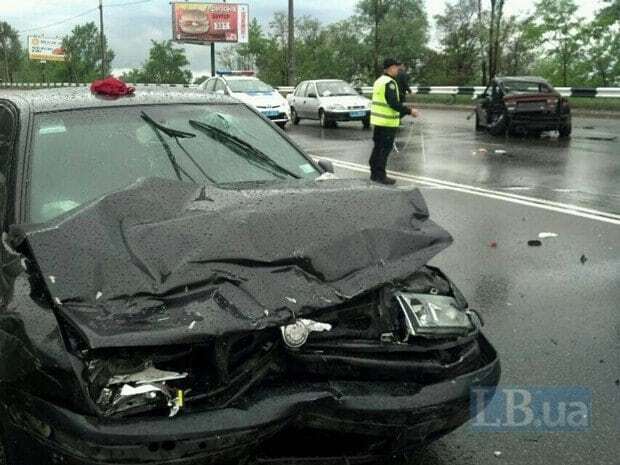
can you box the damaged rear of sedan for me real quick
[0,87,499,465]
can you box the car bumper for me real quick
[260,111,290,124]
[507,112,570,130]
[2,341,500,464]
[325,110,370,122]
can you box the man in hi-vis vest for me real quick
[369,58,419,184]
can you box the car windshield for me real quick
[227,79,274,93]
[29,103,319,223]
[502,80,552,94]
[316,81,358,97]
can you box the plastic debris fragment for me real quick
[527,240,542,247]
[538,232,558,239]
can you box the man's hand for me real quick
[409,108,419,118]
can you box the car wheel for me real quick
[475,112,484,131]
[362,116,371,130]
[559,124,572,138]
[291,107,300,125]
[487,112,508,136]
[319,110,330,129]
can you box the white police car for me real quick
[200,74,291,129]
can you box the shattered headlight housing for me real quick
[395,292,476,338]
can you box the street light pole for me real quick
[288,0,294,86]
[99,0,106,77]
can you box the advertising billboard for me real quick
[28,36,65,62]
[171,2,249,44]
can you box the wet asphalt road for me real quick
[286,109,620,465]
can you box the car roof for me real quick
[496,76,551,85]
[220,75,259,81]
[0,86,238,113]
[307,79,347,83]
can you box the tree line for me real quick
[221,0,619,87]
[1,0,618,87]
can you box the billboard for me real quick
[171,2,249,44]
[28,36,65,62]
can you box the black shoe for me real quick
[370,176,396,185]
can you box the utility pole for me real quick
[99,0,106,77]
[288,0,294,86]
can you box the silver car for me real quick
[287,79,371,129]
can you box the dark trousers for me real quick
[369,126,397,180]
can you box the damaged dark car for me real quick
[0,88,500,465]
[474,76,572,138]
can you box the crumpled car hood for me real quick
[10,177,452,349]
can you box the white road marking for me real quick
[314,156,620,225]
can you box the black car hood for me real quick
[10,178,452,349]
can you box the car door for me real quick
[292,82,307,117]
[304,82,320,119]
[476,85,491,125]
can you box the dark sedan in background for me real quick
[474,76,572,137]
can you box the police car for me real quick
[200,73,291,129]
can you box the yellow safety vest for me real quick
[370,75,401,128]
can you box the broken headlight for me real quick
[395,292,476,338]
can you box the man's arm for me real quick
[385,81,414,117]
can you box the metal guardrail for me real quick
[277,85,620,99]
[2,82,619,98]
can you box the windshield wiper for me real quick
[188,120,301,180]
[141,111,193,182]
[141,112,216,184]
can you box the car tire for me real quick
[475,112,484,131]
[319,110,330,129]
[487,112,508,136]
[559,124,572,138]
[291,108,300,125]
[362,116,371,130]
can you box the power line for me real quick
[18,7,99,33]
[17,0,154,34]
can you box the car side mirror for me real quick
[307,93,317,99]
[318,159,334,173]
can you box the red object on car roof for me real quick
[90,76,135,97]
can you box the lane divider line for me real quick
[312,156,620,225]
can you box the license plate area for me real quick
[350,111,366,117]
[517,101,546,112]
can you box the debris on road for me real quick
[538,232,559,239]
[494,149,507,155]
[494,451,503,458]
[490,240,498,248]
[527,240,542,247]
[580,254,588,264]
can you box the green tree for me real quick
[580,0,619,85]
[529,0,584,86]
[435,0,481,85]
[356,0,429,79]
[0,22,22,82]
[141,40,192,84]
[63,22,114,83]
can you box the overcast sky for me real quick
[2,0,603,77]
